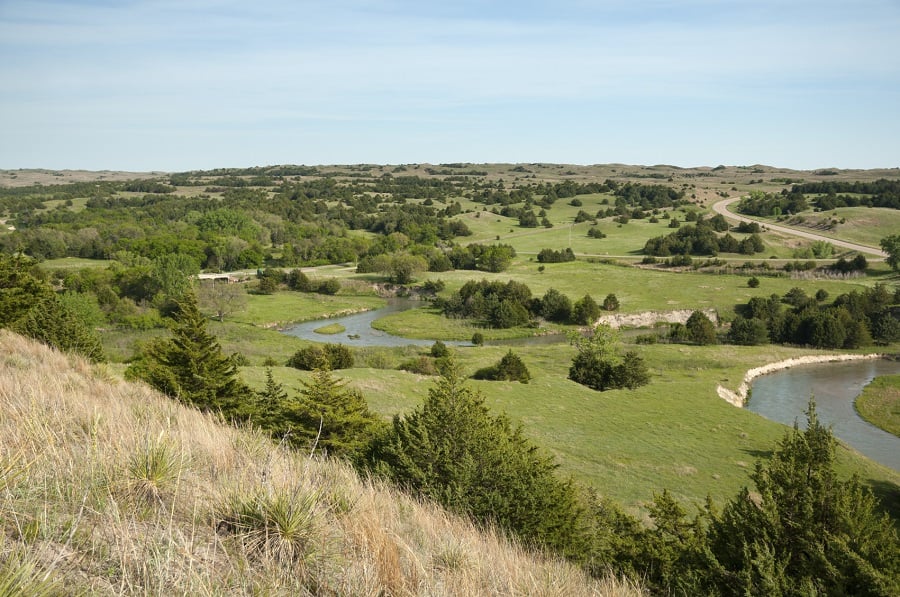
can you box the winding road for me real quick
[711,197,887,258]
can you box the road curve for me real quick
[711,197,887,258]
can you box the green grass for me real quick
[235,292,385,327]
[368,260,872,340]
[38,257,114,270]
[453,198,798,259]
[856,374,900,438]
[372,303,562,340]
[314,323,346,335]
[767,206,900,249]
[240,341,900,516]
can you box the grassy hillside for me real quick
[0,331,640,596]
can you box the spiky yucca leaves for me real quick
[125,436,184,509]
[218,487,324,568]
[0,545,63,597]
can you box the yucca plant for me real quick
[126,436,183,508]
[0,546,63,597]
[218,486,323,567]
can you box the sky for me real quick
[1,0,899,171]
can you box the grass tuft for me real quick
[218,486,324,567]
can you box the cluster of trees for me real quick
[737,189,809,217]
[795,179,900,210]
[729,284,900,348]
[644,222,765,257]
[537,247,576,263]
[0,255,104,362]
[0,174,483,270]
[437,279,607,328]
[568,325,651,391]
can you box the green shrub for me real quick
[472,350,531,383]
[287,343,354,370]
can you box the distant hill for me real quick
[0,330,639,596]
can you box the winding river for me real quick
[281,299,470,348]
[747,359,900,471]
[284,302,900,471]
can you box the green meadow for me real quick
[241,339,900,516]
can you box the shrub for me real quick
[316,278,341,295]
[472,350,531,383]
[572,294,602,325]
[398,356,439,376]
[602,293,620,311]
[540,288,573,322]
[747,276,760,288]
[430,340,449,358]
[471,332,484,346]
[726,316,769,345]
[686,311,717,345]
[287,343,354,370]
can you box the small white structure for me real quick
[197,273,241,283]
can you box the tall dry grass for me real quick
[0,330,642,596]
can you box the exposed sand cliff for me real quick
[716,353,884,407]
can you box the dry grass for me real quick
[0,330,641,596]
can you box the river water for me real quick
[281,299,470,348]
[747,359,900,471]
[284,302,900,471]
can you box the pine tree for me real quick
[0,254,53,326]
[285,367,383,460]
[127,293,248,415]
[13,294,104,363]
[368,360,585,556]
[707,401,900,595]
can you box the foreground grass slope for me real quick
[0,331,638,596]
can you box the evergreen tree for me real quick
[252,367,289,429]
[126,293,248,415]
[368,361,585,556]
[707,402,900,596]
[12,294,105,363]
[0,254,53,326]
[286,367,383,460]
[572,293,601,325]
[686,310,717,345]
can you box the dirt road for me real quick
[711,197,887,258]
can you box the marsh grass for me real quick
[0,330,635,595]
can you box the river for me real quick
[747,359,900,471]
[281,299,471,348]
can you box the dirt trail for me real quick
[711,197,887,258]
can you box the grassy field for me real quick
[241,340,900,517]
[735,206,900,251]
[235,291,385,327]
[369,260,875,340]
[856,374,900,438]
[39,256,114,270]
[453,195,805,260]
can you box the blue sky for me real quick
[2,0,899,171]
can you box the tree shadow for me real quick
[740,448,773,460]
[865,479,900,521]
